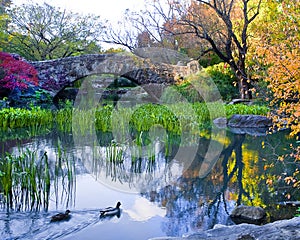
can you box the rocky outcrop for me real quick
[150,217,300,240]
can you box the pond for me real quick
[0,126,298,240]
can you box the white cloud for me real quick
[125,197,166,221]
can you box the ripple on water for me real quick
[0,210,104,240]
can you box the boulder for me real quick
[227,114,272,128]
[230,205,266,225]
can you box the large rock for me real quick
[228,114,272,128]
[150,217,300,240]
[227,114,272,136]
[230,205,266,225]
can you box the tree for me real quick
[251,0,300,194]
[0,0,11,14]
[102,3,180,51]
[0,0,11,52]
[5,2,104,60]
[168,0,262,99]
[252,0,300,137]
[105,0,262,99]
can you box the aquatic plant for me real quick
[129,103,181,134]
[225,104,269,118]
[105,140,125,164]
[296,207,300,217]
[0,149,50,211]
[0,102,269,140]
[0,146,76,211]
[0,106,53,130]
[53,139,76,209]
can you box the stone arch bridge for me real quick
[30,53,199,100]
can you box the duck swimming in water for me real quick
[100,202,121,218]
[50,210,71,222]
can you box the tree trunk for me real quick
[238,75,252,99]
[230,61,252,100]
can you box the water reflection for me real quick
[0,128,298,239]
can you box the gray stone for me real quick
[228,114,272,128]
[149,217,300,240]
[228,126,269,136]
[230,205,266,224]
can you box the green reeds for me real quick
[0,107,53,130]
[53,139,76,209]
[0,102,269,139]
[55,107,73,132]
[0,147,76,212]
[0,149,50,211]
[105,140,125,164]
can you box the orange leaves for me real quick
[251,0,300,136]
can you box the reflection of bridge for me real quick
[30,53,199,98]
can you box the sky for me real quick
[12,0,145,22]
[11,0,146,49]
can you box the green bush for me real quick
[161,81,203,103]
[204,62,239,101]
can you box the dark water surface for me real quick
[0,127,298,240]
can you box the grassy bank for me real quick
[0,103,269,136]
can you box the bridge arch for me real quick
[30,53,199,103]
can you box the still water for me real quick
[0,127,297,240]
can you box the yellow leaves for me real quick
[252,2,300,137]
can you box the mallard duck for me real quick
[50,210,71,222]
[100,202,121,218]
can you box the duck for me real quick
[100,202,121,218]
[50,210,71,222]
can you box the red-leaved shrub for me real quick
[0,52,38,91]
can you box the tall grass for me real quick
[105,140,125,164]
[0,107,53,130]
[0,103,269,139]
[0,149,50,211]
[53,139,76,209]
[0,147,76,212]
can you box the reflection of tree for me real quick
[211,134,251,209]
[141,133,255,236]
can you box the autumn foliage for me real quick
[251,0,300,192]
[253,0,300,137]
[0,52,38,91]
